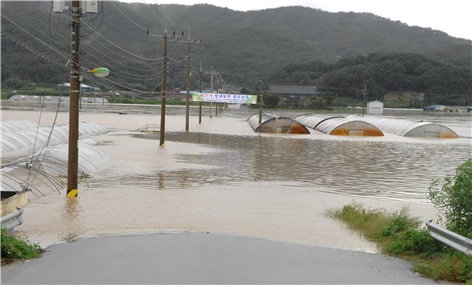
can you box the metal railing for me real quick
[426,221,472,256]
[1,208,24,236]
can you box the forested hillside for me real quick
[270,52,471,106]
[1,1,471,105]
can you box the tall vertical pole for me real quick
[199,66,202,124]
[160,31,168,146]
[259,78,264,125]
[67,0,80,198]
[215,88,218,116]
[362,84,367,117]
[185,40,191,132]
[210,66,214,118]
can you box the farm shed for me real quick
[367,101,384,115]
[295,114,384,136]
[352,116,459,138]
[247,113,310,134]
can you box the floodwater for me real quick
[1,103,472,252]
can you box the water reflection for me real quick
[133,129,470,203]
[60,198,82,241]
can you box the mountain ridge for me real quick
[1,1,471,89]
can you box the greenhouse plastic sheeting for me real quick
[2,121,107,153]
[1,139,110,193]
[0,120,38,133]
[295,114,343,130]
[348,116,458,138]
[8,139,109,176]
[1,121,109,193]
[295,114,383,136]
[248,113,310,134]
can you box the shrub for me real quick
[428,158,472,238]
[384,229,442,256]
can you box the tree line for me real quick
[265,51,471,107]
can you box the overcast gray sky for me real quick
[121,0,472,40]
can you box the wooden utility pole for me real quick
[259,78,264,125]
[67,0,81,198]
[183,35,200,131]
[362,84,367,117]
[159,30,168,146]
[199,65,203,124]
[185,40,191,131]
[207,66,218,118]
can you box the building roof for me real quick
[269,84,317,95]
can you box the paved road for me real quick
[1,232,437,285]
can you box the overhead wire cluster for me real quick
[1,1,203,95]
[2,0,265,96]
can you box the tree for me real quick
[428,159,472,238]
[322,92,334,109]
[263,94,279,107]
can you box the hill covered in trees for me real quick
[270,51,471,107]
[1,1,471,105]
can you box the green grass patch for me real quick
[1,229,43,265]
[327,203,472,284]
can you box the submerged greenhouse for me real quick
[1,120,110,194]
[295,114,384,136]
[1,121,107,153]
[348,116,459,138]
[248,113,310,134]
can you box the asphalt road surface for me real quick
[1,232,437,285]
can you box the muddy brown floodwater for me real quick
[1,103,471,253]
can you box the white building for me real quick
[367,101,384,115]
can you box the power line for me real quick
[110,1,148,32]
[79,19,164,62]
[2,14,69,63]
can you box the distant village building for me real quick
[422,105,471,112]
[8,83,108,103]
[367,101,384,115]
[268,84,318,107]
[423,104,446,111]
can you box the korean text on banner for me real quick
[191,92,257,104]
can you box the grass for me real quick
[1,229,43,265]
[327,202,472,284]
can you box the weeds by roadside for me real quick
[328,158,472,284]
[327,203,471,284]
[1,228,43,265]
